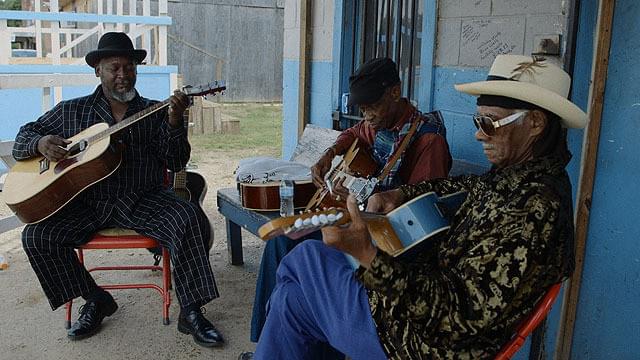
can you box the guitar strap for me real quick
[375,112,423,185]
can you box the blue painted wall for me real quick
[0,65,175,171]
[282,60,335,159]
[569,0,640,358]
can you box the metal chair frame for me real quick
[64,232,172,328]
[494,283,562,360]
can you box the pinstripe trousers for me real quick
[22,188,219,310]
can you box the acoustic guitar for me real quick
[239,181,317,211]
[3,82,226,224]
[259,191,467,267]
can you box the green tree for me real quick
[0,0,21,10]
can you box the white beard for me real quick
[109,88,136,103]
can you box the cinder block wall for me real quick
[282,0,336,159]
[436,0,569,67]
[431,0,573,167]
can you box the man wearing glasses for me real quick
[248,57,452,347]
[250,54,587,359]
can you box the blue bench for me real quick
[216,155,488,266]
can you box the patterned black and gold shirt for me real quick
[356,155,575,359]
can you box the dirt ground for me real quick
[0,146,272,359]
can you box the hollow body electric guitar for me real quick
[260,191,467,267]
[3,82,226,224]
[305,138,379,211]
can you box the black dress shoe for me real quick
[238,352,254,360]
[178,309,225,348]
[67,296,118,340]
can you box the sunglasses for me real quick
[473,111,528,136]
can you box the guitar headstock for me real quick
[258,208,350,241]
[182,81,226,97]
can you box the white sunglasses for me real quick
[473,111,529,136]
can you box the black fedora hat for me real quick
[85,32,147,68]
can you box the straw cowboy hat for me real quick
[455,55,587,128]
[85,32,147,68]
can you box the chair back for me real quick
[494,283,562,360]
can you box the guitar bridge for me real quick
[39,158,50,174]
[349,177,378,204]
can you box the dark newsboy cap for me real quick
[348,57,400,106]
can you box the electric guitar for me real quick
[305,138,379,211]
[260,191,467,267]
[3,81,226,224]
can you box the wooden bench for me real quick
[216,127,489,265]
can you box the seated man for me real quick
[12,32,223,347]
[251,54,586,359]
[250,57,452,343]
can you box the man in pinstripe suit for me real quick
[12,32,224,347]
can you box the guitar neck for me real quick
[85,99,171,145]
[82,80,225,147]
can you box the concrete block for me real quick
[311,28,334,61]
[311,0,326,28]
[492,0,561,16]
[524,15,566,56]
[439,0,491,18]
[436,19,462,66]
[459,17,525,67]
[284,28,300,60]
[284,0,298,29]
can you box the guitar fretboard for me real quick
[84,100,171,145]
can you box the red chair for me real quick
[494,283,562,360]
[64,228,172,329]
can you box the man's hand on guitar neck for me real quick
[37,135,71,162]
[311,146,336,188]
[366,188,405,214]
[322,195,377,269]
[167,90,190,129]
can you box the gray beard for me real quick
[107,88,136,103]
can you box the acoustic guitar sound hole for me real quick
[407,220,414,226]
[67,139,88,158]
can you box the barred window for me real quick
[337,0,423,130]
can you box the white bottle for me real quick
[279,178,295,217]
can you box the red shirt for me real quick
[333,102,451,185]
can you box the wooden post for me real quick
[116,0,124,32]
[50,0,63,104]
[158,0,168,66]
[202,100,215,134]
[297,0,311,139]
[129,0,136,34]
[35,0,42,58]
[0,20,10,65]
[191,96,204,135]
[97,0,104,33]
[142,0,151,63]
[556,1,616,359]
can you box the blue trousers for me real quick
[251,232,321,342]
[254,240,387,360]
